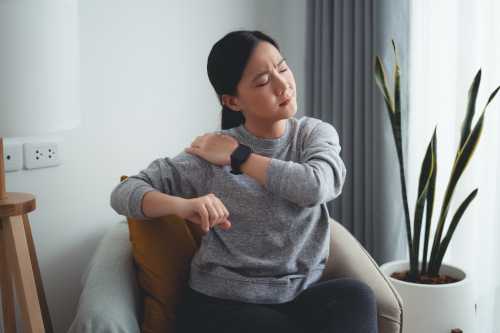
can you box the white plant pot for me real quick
[380,260,475,333]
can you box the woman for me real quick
[110,30,378,333]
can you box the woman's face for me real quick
[223,41,297,122]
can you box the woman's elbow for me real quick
[109,184,130,217]
[300,178,344,208]
[110,190,123,216]
[294,183,324,207]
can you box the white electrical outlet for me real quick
[3,142,23,172]
[23,142,61,169]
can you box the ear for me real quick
[221,94,242,112]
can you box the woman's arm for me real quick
[110,152,211,219]
[242,121,347,208]
[240,153,271,186]
[141,191,183,218]
[185,133,271,186]
[141,191,231,233]
[185,120,346,208]
[268,121,346,207]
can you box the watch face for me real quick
[231,144,252,175]
[234,144,251,163]
[233,146,247,162]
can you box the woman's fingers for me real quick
[198,203,210,233]
[192,134,210,147]
[191,133,215,148]
[211,198,226,224]
[205,200,221,228]
[219,220,231,230]
[209,195,230,228]
[190,136,202,148]
[214,197,230,222]
[192,193,231,234]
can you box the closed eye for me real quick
[257,68,288,87]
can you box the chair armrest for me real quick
[320,218,403,333]
[68,221,141,333]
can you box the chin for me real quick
[284,105,297,118]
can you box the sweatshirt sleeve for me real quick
[265,120,347,207]
[110,151,211,219]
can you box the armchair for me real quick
[69,219,403,333]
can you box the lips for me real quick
[279,97,291,107]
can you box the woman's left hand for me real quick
[185,132,239,166]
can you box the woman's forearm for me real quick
[240,153,271,187]
[141,191,184,218]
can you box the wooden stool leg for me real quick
[22,214,53,333]
[0,221,17,333]
[4,215,45,333]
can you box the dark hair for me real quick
[207,30,280,130]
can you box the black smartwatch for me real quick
[230,143,252,175]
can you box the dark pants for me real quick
[175,277,379,333]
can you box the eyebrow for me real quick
[251,58,286,82]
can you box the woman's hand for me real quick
[185,132,239,166]
[174,193,232,234]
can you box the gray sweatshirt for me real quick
[110,116,346,304]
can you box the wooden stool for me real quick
[0,137,53,332]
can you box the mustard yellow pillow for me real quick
[122,176,203,333]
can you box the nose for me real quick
[276,80,291,96]
[274,72,291,96]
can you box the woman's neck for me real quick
[243,118,288,139]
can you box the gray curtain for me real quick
[305,0,410,265]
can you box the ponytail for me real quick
[221,106,245,130]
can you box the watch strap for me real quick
[230,143,252,175]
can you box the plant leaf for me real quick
[386,49,414,268]
[453,112,485,192]
[374,41,416,279]
[459,70,481,150]
[429,110,486,273]
[412,131,436,274]
[429,79,499,272]
[374,56,395,119]
[483,85,500,112]
[393,40,401,121]
[433,189,478,273]
[422,128,437,274]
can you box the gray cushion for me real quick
[68,221,141,333]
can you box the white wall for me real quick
[3,1,306,331]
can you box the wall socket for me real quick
[23,142,61,169]
[3,142,23,172]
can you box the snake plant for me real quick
[374,40,499,282]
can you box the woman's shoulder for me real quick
[148,150,212,172]
[296,115,336,127]
[172,151,212,168]
[295,116,337,140]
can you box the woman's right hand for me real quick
[174,193,232,234]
